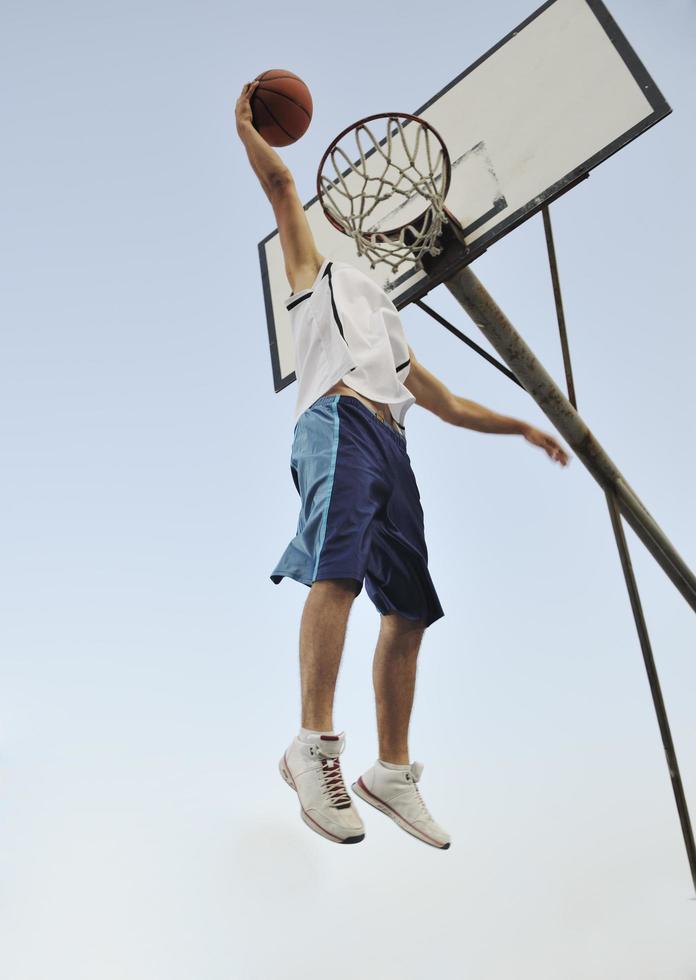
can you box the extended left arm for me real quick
[403,347,570,466]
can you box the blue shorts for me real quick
[270,394,444,628]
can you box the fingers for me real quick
[240,80,259,98]
[546,436,566,461]
[235,81,259,124]
[530,427,570,465]
[542,435,569,465]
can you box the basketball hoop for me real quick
[316,113,452,272]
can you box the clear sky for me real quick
[1,1,695,978]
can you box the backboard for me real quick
[258,0,670,393]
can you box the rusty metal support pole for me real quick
[442,265,696,612]
[441,263,696,894]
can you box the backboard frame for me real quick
[258,0,671,393]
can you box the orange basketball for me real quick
[251,69,313,147]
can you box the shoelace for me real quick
[412,782,435,820]
[408,764,435,821]
[318,754,352,808]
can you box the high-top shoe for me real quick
[352,759,451,849]
[279,731,365,844]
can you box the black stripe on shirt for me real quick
[287,292,312,311]
[324,263,346,342]
[396,358,410,373]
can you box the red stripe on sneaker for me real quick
[320,735,339,740]
[356,777,446,848]
[284,752,351,842]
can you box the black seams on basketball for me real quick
[251,69,313,147]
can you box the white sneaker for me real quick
[279,731,365,844]
[352,760,451,849]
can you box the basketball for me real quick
[251,69,313,147]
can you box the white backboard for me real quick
[259,0,670,392]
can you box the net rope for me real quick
[318,116,450,272]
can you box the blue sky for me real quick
[1,1,695,977]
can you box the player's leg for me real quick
[274,396,379,844]
[353,423,450,848]
[276,396,428,845]
[372,612,426,764]
[353,611,450,848]
[299,577,359,730]
[279,576,364,845]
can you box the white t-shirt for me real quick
[285,257,416,430]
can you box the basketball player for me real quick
[235,81,570,848]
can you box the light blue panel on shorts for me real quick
[312,400,340,579]
[269,397,340,587]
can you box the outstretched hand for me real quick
[523,425,570,466]
[235,80,259,134]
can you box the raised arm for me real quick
[404,347,570,465]
[235,81,323,294]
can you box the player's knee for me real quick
[380,611,427,637]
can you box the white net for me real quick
[317,115,451,272]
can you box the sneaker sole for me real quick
[352,777,450,849]
[279,755,365,845]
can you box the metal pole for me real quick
[604,486,696,894]
[414,298,524,388]
[541,206,577,408]
[440,265,696,614]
